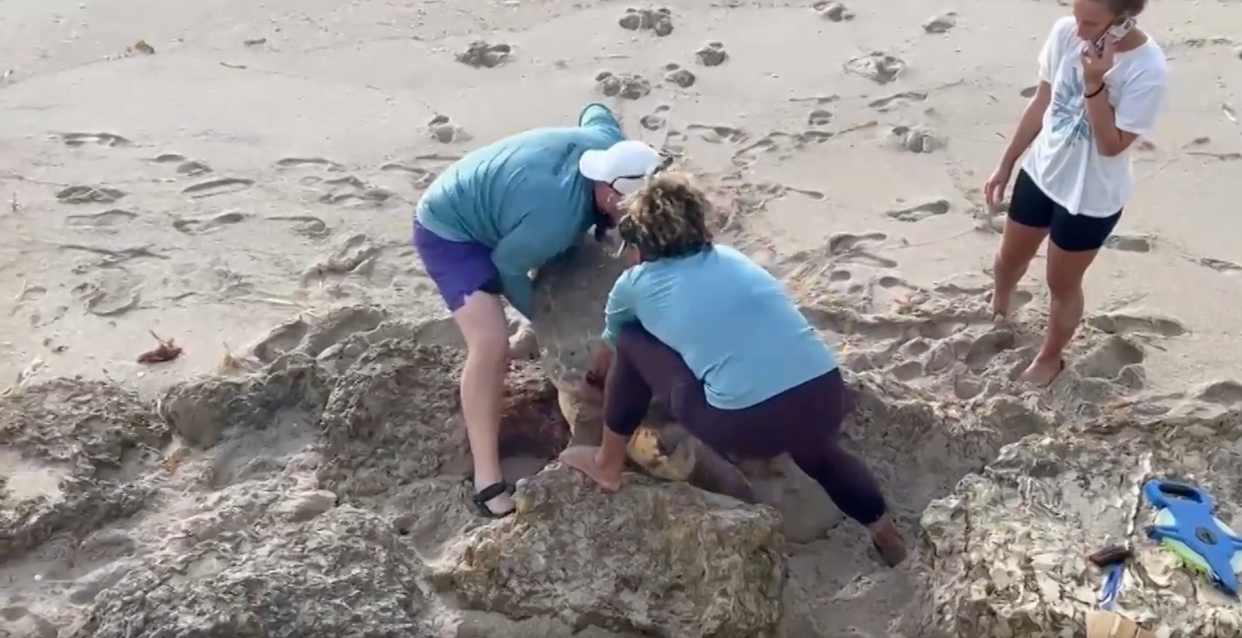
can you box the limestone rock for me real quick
[316,339,567,501]
[70,506,430,638]
[430,465,786,638]
[159,353,331,449]
[0,379,168,562]
[924,409,1242,638]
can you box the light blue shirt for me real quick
[602,245,839,410]
[416,104,625,318]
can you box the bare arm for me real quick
[1000,81,1052,168]
[1084,85,1138,157]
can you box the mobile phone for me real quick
[1094,15,1134,51]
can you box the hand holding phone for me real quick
[1094,15,1134,52]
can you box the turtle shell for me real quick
[530,236,626,392]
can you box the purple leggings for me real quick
[604,324,888,526]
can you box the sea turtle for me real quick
[529,235,756,503]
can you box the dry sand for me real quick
[3,0,1242,636]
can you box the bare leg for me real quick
[1020,242,1101,386]
[454,291,514,515]
[992,218,1049,318]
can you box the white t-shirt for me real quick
[1021,16,1169,218]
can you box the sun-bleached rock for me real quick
[924,407,1242,637]
[430,464,786,638]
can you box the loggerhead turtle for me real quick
[529,235,756,503]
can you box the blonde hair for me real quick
[617,172,714,260]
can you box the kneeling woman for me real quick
[560,173,907,566]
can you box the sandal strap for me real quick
[472,481,513,518]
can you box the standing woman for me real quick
[559,173,907,566]
[984,0,1168,385]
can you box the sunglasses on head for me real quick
[608,154,676,193]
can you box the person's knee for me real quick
[456,292,509,360]
[1045,265,1085,299]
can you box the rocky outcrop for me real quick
[923,405,1242,638]
[430,465,787,638]
[160,353,331,449]
[70,505,430,638]
[315,339,568,501]
[0,379,169,563]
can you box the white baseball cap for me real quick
[578,140,663,196]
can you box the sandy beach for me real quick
[3,0,1242,636]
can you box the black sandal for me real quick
[472,481,515,518]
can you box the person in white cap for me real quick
[412,103,665,517]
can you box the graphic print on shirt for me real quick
[1050,58,1092,143]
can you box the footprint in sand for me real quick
[886,198,950,222]
[922,11,957,34]
[150,153,211,176]
[695,42,728,67]
[269,215,330,239]
[662,63,696,88]
[456,41,512,68]
[57,132,130,147]
[428,115,472,144]
[964,329,1020,371]
[890,125,941,153]
[1020,86,1038,98]
[0,606,59,638]
[66,208,138,229]
[844,52,906,85]
[812,1,854,21]
[619,7,674,36]
[596,71,652,99]
[172,211,248,235]
[868,91,927,112]
[1088,310,1187,337]
[275,157,345,172]
[1075,335,1145,381]
[57,185,126,204]
[182,177,254,198]
[827,231,898,268]
[318,176,394,207]
[807,109,834,126]
[176,161,212,176]
[1103,233,1154,253]
[640,105,672,131]
[72,268,143,316]
[301,234,384,286]
[380,162,437,189]
[732,131,834,165]
[686,124,747,144]
[1197,256,1242,273]
[1193,379,1242,406]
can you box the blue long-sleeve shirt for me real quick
[415,104,625,318]
[602,245,839,410]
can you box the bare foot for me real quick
[1019,356,1065,387]
[991,290,1014,325]
[869,518,908,567]
[560,445,622,492]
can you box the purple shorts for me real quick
[413,222,502,312]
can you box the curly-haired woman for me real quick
[560,173,907,566]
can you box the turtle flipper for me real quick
[686,439,756,504]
